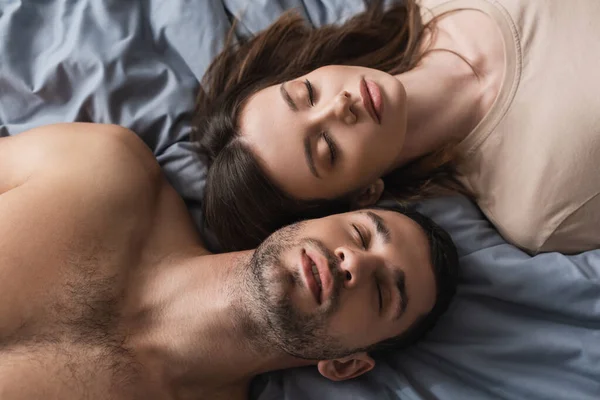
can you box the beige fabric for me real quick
[419,0,600,254]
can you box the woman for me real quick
[193,0,600,254]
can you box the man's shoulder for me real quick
[0,122,166,223]
[31,123,163,196]
[3,123,162,187]
[51,123,162,184]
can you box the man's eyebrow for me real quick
[303,136,320,178]
[395,269,408,320]
[364,211,391,244]
[280,82,298,112]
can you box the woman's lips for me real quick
[360,78,383,124]
[365,79,383,123]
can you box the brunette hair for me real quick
[193,0,465,251]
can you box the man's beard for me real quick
[245,223,360,361]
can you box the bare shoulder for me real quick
[0,123,162,195]
[36,123,161,183]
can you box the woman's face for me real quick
[240,65,408,202]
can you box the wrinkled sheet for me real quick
[1,1,599,399]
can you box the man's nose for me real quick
[335,246,378,289]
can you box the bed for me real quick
[1,1,599,399]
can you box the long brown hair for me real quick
[192,0,465,251]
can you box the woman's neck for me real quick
[392,50,482,167]
[390,9,505,169]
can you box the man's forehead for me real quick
[353,209,426,242]
[348,209,407,224]
[315,209,414,234]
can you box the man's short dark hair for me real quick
[366,202,460,355]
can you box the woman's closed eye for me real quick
[320,132,337,165]
[305,79,338,165]
[304,79,315,106]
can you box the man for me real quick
[0,124,459,400]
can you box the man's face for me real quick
[248,209,437,360]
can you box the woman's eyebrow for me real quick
[280,82,298,112]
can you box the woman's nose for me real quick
[320,91,356,125]
[335,246,377,289]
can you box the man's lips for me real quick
[301,248,333,305]
[360,78,382,124]
[301,250,321,304]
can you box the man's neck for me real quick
[124,251,311,397]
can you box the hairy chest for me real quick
[0,241,165,398]
[1,230,135,341]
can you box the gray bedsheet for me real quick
[1,1,599,399]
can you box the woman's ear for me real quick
[353,178,385,209]
[316,352,375,381]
